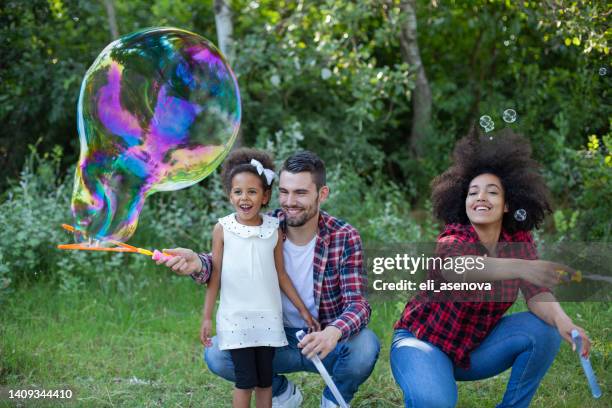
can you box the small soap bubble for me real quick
[514,209,527,222]
[480,121,495,133]
[599,67,607,76]
[321,68,332,80]
[479,115,493,128]
[270,74,281,86]
[502,109,517,123]
[504,40,510,47]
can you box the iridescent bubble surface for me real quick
[72,27,241,243]
[599,67,607,76]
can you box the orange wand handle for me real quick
[58,224,167,258]
[57,244,136,253]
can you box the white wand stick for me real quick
[296,330,349,408]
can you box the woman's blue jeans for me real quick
[390,312,561,408]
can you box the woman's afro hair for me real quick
[431,127,552,232]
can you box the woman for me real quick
[390,129,591,408]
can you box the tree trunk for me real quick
[214,0,234,62]
[103,0,119,40]
[214,0,241,147]
[399,0,432,156]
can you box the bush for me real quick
[552,127,612,241]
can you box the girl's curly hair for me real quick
[431,127,552,232]
[221,148,276,196]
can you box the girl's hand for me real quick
[556,316,591,358]
[520,260,575,288]
[200,319,213,347]
[301,311,321,333]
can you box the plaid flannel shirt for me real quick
[394,223,550,368]
[191,209,371,341]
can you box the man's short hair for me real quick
[281,151,326,190]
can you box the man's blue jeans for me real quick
[390,312,561,408]
[205,327,380,404]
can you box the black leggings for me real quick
[229,347,276,389]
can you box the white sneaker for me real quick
[321,395,350,408]
[272,380,303,408]
[320,396,344,408]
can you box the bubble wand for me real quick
[57,224,173,261]
[295,330,349,408]
[571,329,602,399]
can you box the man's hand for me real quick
[156,248,202,275]
[298,326,342,360]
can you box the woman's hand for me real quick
[555,316,591,358]
[200,319,213,347]
[300,310,321,333]
[520,260,576,288]
[156,248,202,275]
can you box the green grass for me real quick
[1,268,609,407]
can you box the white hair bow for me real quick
[250,159,276,185]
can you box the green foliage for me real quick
[325,165,425,244]
[234,0,412,179]
[531,0,610,55]
[553,127,612,241]
[0,0,109,184]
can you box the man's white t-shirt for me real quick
[281,235,318,328]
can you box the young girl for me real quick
[200,148,318,408]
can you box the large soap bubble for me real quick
[72,27,241,243]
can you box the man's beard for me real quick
[284,198,319,227]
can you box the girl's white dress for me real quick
[216,213,288,350]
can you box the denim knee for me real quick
[404,386,457,408]
[346,328,381,378]
[531,314,562,357]
[204,337,235,381]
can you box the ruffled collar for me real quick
[219,213,279,239]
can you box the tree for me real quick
[398,0,431,156]
[103,0,120,40]
[213,0,240,146]
[214,0,234,61]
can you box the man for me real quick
[158,151,380,408]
